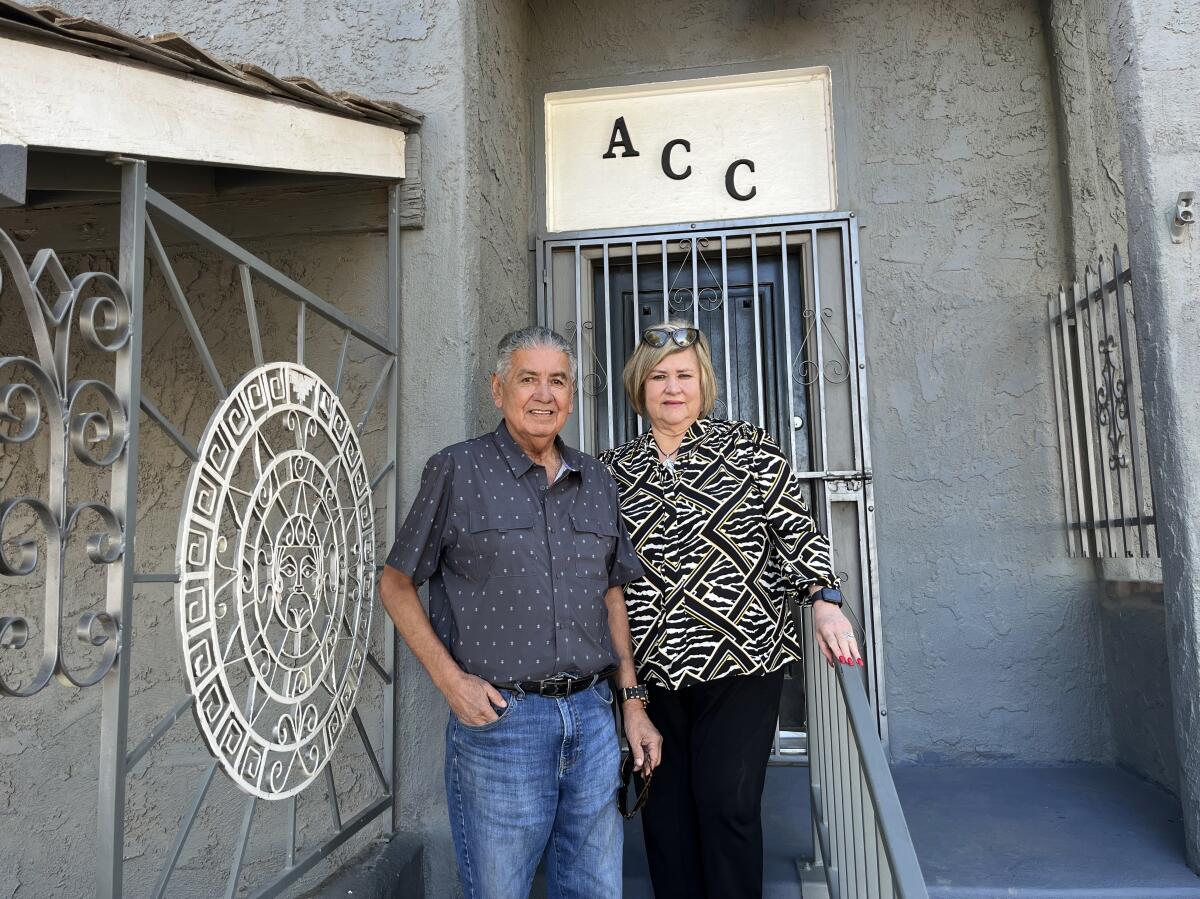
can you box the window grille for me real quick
[1048,249,1157,559]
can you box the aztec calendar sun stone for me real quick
[176,363,375,799]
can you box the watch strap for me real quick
[619,685,649,706]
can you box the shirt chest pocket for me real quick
[570,511,617,581]
[456,509,536,582]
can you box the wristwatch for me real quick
[811,587,845,607]
[618,685,649,706]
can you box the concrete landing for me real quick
[894,765,1200,899]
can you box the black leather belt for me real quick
[494,665,618,699]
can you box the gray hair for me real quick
[495,326,577,384]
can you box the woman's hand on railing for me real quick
[811,598,864,668]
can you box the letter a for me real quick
[602,116,641,159]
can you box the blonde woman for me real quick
[599,321,859,899]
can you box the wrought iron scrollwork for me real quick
[666,238,724,312]
[793,307,852,386]
[1096,335,1130,471]
[0,228,129,697]
[564,319,608,397]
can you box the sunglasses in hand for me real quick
[618,750,653,819]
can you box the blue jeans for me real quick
[445,680,622,899]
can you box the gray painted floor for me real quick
[894,765,1200,899]
[540,764,1200,898]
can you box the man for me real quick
[380,326,661,899]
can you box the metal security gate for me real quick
[537,212,885,755]
[0,160,401,897]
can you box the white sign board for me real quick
[544,68,836,233]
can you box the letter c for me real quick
[661,139,692,180]
[725,158,757,201]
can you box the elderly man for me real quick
[380,326,661,899]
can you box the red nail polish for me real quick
[838,656,846,664]
[856,658,864,667]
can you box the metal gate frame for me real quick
[535,211,887,746]
[1,159,402,897]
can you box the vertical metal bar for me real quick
[690,236,700,327]
[832,653,850,894]
[1113,247,1148,556]
[780,230,799,469]
[603,243,615,452]
[97,159,147,899]
[574,244,585,449]
[631,242,643,435]
[720,235,733,420]
[846,219,886,738]
[810,229,831,474]
[835,676,854,892]
[150,760,219,899]
[1073,280,1105,556]
[1084,267,1115,556]
[750,233,766,428]
[287,796,297,869]
[297,301,307,367]
[1048,294,1078,556]
[240,264,265,369]
[545,243,555,331]
[386,183,402,829]
[863,769,881,897]
[1097,255,1130,557]
[851,735,867,897]
[324,765,343,830]
[536,240,547,327]
[1058,285,1091,556]
[660,238,670,324]
[224,795,258,899]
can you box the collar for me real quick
[493,419,581,479]
[637,417,711,462]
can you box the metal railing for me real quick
[1048,249,1158,558]
[802,605,928,899]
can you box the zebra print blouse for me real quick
[600,417,839,690]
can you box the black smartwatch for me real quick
[811,587,844,607]
[618,685,649,706]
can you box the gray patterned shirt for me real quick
[385,421,644,682]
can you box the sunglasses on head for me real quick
[617,750,653,819]
[642,326,700,349]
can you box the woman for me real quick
[600,320,860,899]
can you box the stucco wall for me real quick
[470,0,536,433]
[1046,0,1177,794]
[1107,0,1200,865]
[521,0,1114,765]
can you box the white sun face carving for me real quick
[177,363,374,799]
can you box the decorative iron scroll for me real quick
[667,238,724,312]
[1048,250,1156,559]
[794,307,851,386]
[177,362,374,799]
[0,229,128,697]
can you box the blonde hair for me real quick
[622,320,718,418]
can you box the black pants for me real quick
[642,669,784,899]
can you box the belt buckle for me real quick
[540,674,572,698]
